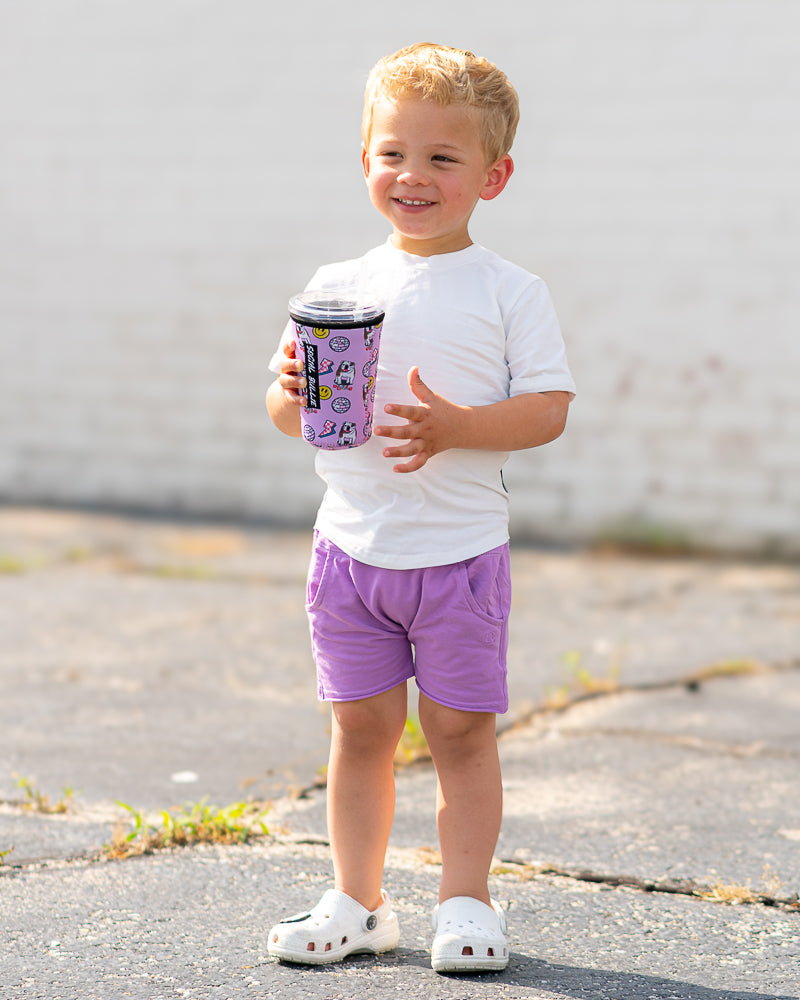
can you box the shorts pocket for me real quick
[458,546,511,625]
[306,536,333,610]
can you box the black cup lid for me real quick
[289,290,384,327]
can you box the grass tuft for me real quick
[14,776,75,814]
[394,716,432,767]
[0,555,33,574]
[542,650,622,709]
[696,877,758,905]
[104,797,270,859]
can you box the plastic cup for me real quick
[288,290,385,450]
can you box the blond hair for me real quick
[362,42,519,164]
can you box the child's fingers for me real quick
[277,354,306,402]
[280,356,305,375]
[381,440,419,458]
[374,423,413,440]
[278,370,308,403]
[382,402,424,422]
[391,453,429,474]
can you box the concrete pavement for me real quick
[0,506,798,999]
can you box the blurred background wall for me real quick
[1,1,798,554]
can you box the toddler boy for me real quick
[266,42,575,973]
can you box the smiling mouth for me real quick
[394,198,435,207]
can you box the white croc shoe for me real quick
[431,896,509,973]
[268,889,399,965]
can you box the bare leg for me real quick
[326,683,408,912]
[418,693,502,905]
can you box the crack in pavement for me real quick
[540,727,800,760]
[490,859,800,914]
[4,833,799,920]
[499,656,800,736]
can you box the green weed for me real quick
[543,650,622,709]
[105,797,270,859]
[14,776,75,814]
[693,659,763,681]
[593,521,694,556]
[64,546,92,563]
[0,555,33,574]
[151,563,215,580]
[394,716,431,766]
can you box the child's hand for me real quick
[266,341,307,438]
[276,341,308,406]
[374,367,465,473]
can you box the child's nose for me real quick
[397,164,430,185]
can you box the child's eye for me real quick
[432,154,456,163]
[379,150,402,159]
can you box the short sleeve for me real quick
[504,278,576,400]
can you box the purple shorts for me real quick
[305,533,511,714]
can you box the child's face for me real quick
[362,96,513,256]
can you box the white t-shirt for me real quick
[270,240,575,569]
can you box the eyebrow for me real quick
[375,138,467,154]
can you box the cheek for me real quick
[366,168,390,195]
[442,181,469,207]
[450,178,483,209]
[366,178,385,206]
[366,173,395,215]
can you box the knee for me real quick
[419,698,495,752]
[332,693,407,753]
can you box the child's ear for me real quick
[361,145,370,179]
[479,155,514,201]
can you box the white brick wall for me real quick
[1,1,798,553]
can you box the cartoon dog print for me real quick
[333,360,356,390]
[337,421,358,447]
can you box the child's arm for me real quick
[265,341,307,438]
[374,367,570,474]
